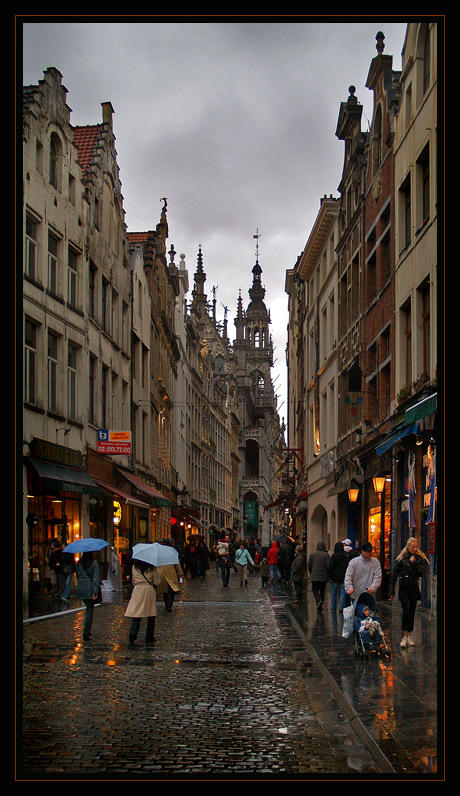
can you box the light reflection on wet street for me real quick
[21,569,439,779]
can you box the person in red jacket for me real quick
[267,541,280,585]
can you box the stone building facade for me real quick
[22,69,133,599]
[284,23,438,612]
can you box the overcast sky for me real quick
[21,18,408,419]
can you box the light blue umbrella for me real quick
[132,542,179,567]
[64,538,109,553]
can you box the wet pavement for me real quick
[19,567,441,780]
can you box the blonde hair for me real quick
[396,536,429,563]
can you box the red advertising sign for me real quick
[97,430,132,455]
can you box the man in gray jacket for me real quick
[344,542,381,600]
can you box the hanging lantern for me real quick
[372,474,386,495]
[348,479,360,503]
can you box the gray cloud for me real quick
[22,19,408,412]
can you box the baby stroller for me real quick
[353,591,391,659]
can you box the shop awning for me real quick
[264,493,291,510]
[92,478,149,509]
[116,468,172,507]
[404,392,437,425]
[375,422,420,456]
[27,459,100,496]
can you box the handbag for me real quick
[342,604,354,638]
[94,584,103,603]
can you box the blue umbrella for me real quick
[64,538,109,553]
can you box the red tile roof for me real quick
[127,232,150,245]
[72,124,101,178]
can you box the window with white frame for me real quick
[48,233,59,295]
[67,247,79,308]
[67,342,78,420]
[24,319,38,405]
[47,331,59,412]
[25,215,39,281]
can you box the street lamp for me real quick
[348,479,360,503]
[372,473,386,495]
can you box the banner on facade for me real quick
[97,429,132,455]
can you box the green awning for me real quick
[28,459,100,496]
[405,392,437,425]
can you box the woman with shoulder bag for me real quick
[389,537,429,648]
[125,560,161,645]
[157,561,184,611]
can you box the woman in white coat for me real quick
[125,560,161,645]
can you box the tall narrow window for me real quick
[68,343,78,420]
[25,320,37,405]
[89,355,96,425]
[399,176,412,252]
[89,263,96,319]
[404,305,412,387]
[422,154,430,223]
[48,332,59,412]
[102,365,109,428]
[421,285,431,376]
[68,247,78,308]
[423,27,431,95]
[25,215,38,281]
[49,132,61,190]
[102,277,109,331]
[48,233,59,295]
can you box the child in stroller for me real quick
[353,591,390,658]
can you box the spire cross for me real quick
[253,229,262,261]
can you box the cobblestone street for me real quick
[20,568,439,780]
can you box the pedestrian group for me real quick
[53,529,428,652]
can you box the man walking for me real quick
[344,542,381,600]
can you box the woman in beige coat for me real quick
[125,560,161,645]
[157,562,184,612]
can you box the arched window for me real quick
[372,105,383,174]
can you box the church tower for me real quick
[232,236,278,545]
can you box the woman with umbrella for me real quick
[65,538,109,641]
[125,543,179,645]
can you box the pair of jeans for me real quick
[269,564,280,583]
[220,558,230,585]
[330,582,346,611]
[129,616,156,644]
[82,599,95,638]
[59,572,72,600]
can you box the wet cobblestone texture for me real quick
[20,568,441,780]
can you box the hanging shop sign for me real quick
[97,430,132,455]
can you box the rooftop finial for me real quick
[376,31,385,56]
[253,229,262,263]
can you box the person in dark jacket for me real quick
[290,545,306,602]
[389,537,428,648]
[328,541,348,612]
[307,541,331,610]
[278,540,295,584]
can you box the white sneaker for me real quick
[400,637,407,647]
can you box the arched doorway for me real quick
[310,504,329,551]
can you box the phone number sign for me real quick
[97,429,132,455]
